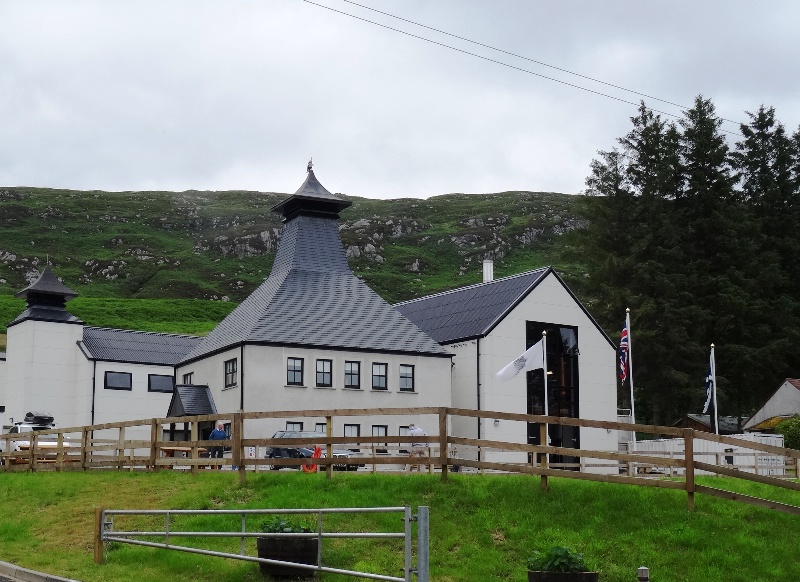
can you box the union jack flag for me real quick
[619,324,629,385]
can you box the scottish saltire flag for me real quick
[702,360,713,414]
[618,323,629,385]
[496,338,545,382]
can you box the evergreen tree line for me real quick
[577,96,800,427]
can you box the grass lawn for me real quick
[0,471,798,581]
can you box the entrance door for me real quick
[526,321,580,470]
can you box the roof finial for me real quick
[307,158,313,173]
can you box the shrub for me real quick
[776,416,800,450]
[259,516,313,534]
[527,546,590,573]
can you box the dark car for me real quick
[265,431,360,471]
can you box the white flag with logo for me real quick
[496,338,545,382]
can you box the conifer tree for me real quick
[617,104,696,424]
[731,107,800,415]
[579,97,800,427]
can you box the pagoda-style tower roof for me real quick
[182,165,448,363]
[271,166,352,221]
[9,265,83,327]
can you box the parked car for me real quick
[1,412,57,453]
[265,431,360,471]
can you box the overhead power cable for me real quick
[300,0,744,136]
[341,0,744,127]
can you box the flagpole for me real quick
[627,308,636,426]
[710,344,719,435]
[541,330,549,489]
[542,331,548,419]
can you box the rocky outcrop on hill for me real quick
[0,188,587,303]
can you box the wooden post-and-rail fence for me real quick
[2,407,799,515]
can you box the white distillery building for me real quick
[175,168,453,442]
[0,266,201,434]
[395,262,618,471]
[1,167,619,471]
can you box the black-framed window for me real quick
[315,422,327,433]
[105,371,132,391]
[372,363,388,390]
[399,365,415,392]
[344,423,361,452]
[372,425,388,454]
[286,421,303,431]
[224,358,237,388]
[182,372,194,384]
[526,322,579,418]
[316,359,332,387]
[287,357,304,385]
[344,361,360,389]
[148,374,174,393]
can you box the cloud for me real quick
[1,0,799,198]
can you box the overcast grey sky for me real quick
[1,1,798,199]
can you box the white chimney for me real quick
[482,259,494,283]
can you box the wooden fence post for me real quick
[439,409,448,482]
[149,419,158,472]
[190,420,199,476]
[233,412,245,484]
[117,426,125,471]
[326,415,333,480]
[684,428,695,511]
[56,433,64,472]
[94,507,104,564]
[539,423,549,491]
[81,428,89,472]
[29,433,37,472]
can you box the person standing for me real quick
[208,421,227,470]
[407,422,427,472]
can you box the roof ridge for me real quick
[85,326,201,339]
[395,267,549,306]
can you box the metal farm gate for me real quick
[95,506,429,581]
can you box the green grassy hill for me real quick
[0,187,588,308]
[0,472,798,582]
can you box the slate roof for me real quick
[181,169,449,364]
[15,265,78,300]
[168,385,217,417]
[394,268,550,344]
[81,327,202,365]
[272,168,352,220]
[9,305,83,327]
[684,414,744,434]
[9,265,83,327]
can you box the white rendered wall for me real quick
[177,345,452,441]
[3,320,85,429]
[447,341,480,447]
[92,361,177,440]
[0,357,7,428]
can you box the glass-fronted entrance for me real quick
[526,321,580,469]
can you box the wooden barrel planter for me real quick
[257,536,319,578]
